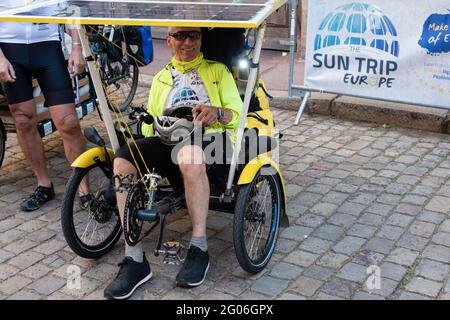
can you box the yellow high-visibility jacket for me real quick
[141,57,243,145]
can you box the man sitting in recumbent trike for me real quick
[105,26,243,300]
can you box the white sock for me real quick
[125,243,144,263]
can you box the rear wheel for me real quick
[233,167,281,273]
[61,163,122,259]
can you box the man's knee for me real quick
[178,145,206,178]
[55,113,81,136]
[13,112,37,132]
[113,157,136,175]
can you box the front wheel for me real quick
[233,168,281,273]
[61,163,122,259]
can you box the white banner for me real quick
[304,0,450,109]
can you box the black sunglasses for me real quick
[169,31,202,41]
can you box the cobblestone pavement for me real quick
[1,86,450,300]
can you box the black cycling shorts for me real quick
[0,41,75,106]
[115,132,233,190]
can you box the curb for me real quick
[270,92,450,134]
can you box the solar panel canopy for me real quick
[0,0,288,28]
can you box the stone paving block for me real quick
[333,236,366,255]
[269,262,304,280]
[4,239,38,255]
[0,264,20,281]
[213,275,252,296]
[0,275,32,295]
[0,229,27,245]
[284,250,319,268]
[250,276,290,298]
[409,221,436,238]
[20,263,52,280]
[359,213,385,227]
[337,263,367,282]
[299,237,333,255]
[379,262,407,282]
[423,244,450,263]
[385,248,419,267]
[347,224,378,239]
[276,293,307,300]
[30,275,66,296]
[398,291,430,300]
[415,259,449,282]
[366,203,393,216]
[317,252,349,270]
[302,265,334,281]
[376,225,404,241]
[0,248,15,264]
[280,226,313,241]
[0,218,23,233]
[397,233,429,251]
[7,290,42,300]
[349,193,378,206]
[321,192,350,205]
[425,196,450,214]
[386,213,414,228]
[405,277,442,298]
[431,232,450,247]
[321,277,357,299]
[395,203,422,216]
[8,251,44,270]
[351,250,384,267]
[60,277,102,298]
[310,202,339,217]
[376,193,402,205]
[337,202,366,216]
[328,213,357,228]
[312,224,344,241]
[293,192,323,208]
[353,292,385,300]
[288,276,323,297]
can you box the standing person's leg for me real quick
[48,104,88,194]
[2,42,55,211]
[36,41,89,197]
[9,99,52,189]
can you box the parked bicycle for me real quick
[87,25,140,113]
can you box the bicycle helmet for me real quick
[153,105,197,146]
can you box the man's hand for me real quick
[192,104,219,127]
[68,45,85,76]
[0,55,16,83]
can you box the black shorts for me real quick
[115,132,233,190]
[0,41,75,106]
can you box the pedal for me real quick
[157,241,186,265]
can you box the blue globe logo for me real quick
[314,2,400,57]
[172,87,199,106]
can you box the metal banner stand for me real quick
[286,0,312,126]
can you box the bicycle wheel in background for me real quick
[100,51,139,113]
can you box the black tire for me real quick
[61,163,122,259]
[101,52,139,113]
[0,119,5,169]
[233,167,281,273]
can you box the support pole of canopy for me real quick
[77,26,120,152]
[224,23,266,200]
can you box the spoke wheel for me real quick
[233,168,281,273]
